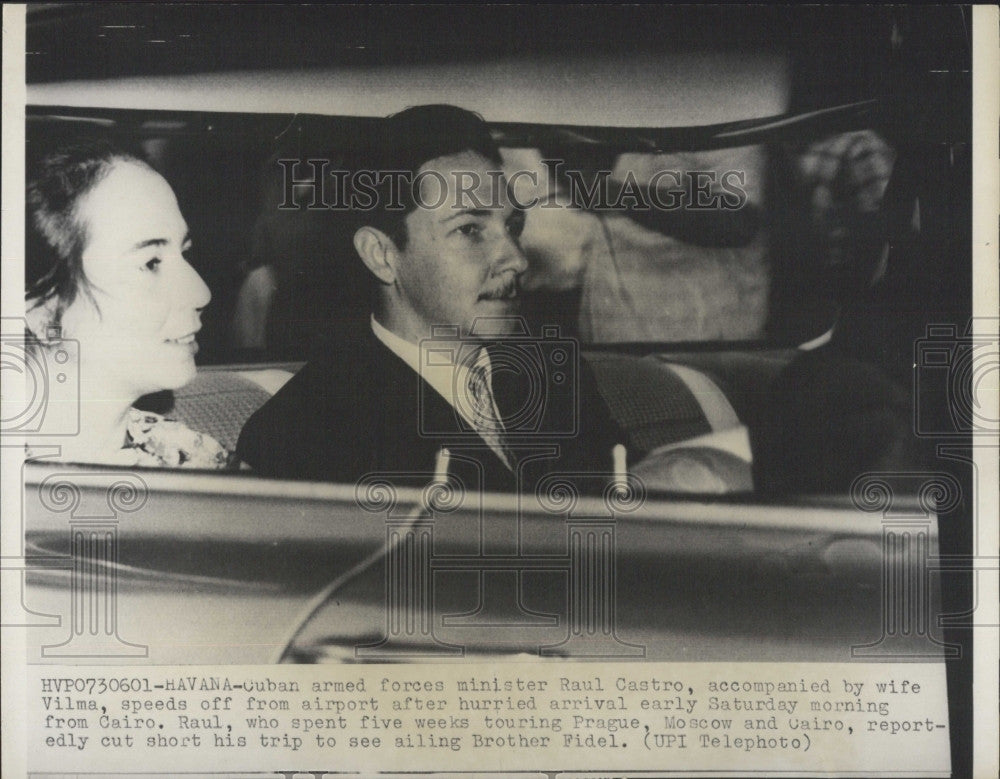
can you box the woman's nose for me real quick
[177,257,212,310]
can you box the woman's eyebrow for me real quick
[129,238,168,252]
[129,232,191,252]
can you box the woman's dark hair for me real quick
[25,139,147,322]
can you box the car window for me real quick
[19,5,971,499]
[25,109,884,364]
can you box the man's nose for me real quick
[176,257,212,310]
[495,229,529,275]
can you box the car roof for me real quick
[27,52,789,127]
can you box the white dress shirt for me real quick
[370,316,512,468]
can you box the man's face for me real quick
[386,150,528,341]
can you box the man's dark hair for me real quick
[354,104,503,248]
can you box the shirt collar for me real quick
[370,315,490,416]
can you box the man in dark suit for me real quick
[237,105,629,494]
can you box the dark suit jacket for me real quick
[237,320,627,495]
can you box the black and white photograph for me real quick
[1,4,997,777]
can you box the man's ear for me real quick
[353,226,398,286]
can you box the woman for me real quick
[25,140,231,468]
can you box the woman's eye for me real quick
[144,257,162,271]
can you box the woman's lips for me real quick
[165,332,199,354]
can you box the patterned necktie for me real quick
[466,349,516,471]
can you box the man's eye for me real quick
[144,257,162,271]
[456,223,483,238]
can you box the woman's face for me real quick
[60,160,211,399]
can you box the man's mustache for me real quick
[478,275,520,301]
